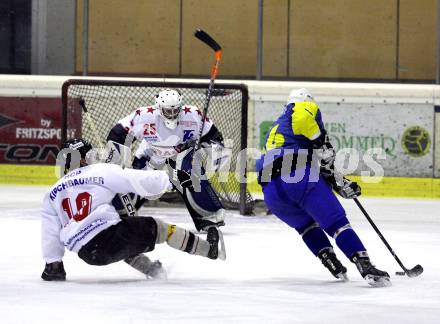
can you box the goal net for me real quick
[61,79,254,215]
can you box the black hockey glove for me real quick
[165,159,194,191]
[175,169,194,191]
[174,139,197,153]
[329,175,361,199]
[41,261,66,281]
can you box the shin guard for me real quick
[296,221,333,256]
[324,217,366,259]
[155,219,210,257]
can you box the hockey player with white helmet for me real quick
[286,88,314,104]
[107,88,226,232]
[40,138,224,281]
[156,88,182,129]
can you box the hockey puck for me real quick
[395,271,405,276]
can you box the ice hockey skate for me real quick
[206,226,226,261]
[124,255,167,280]
[317,247,348,281]
[351,252,391,287]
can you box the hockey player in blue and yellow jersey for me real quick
[257,88,390,287]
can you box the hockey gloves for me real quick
[165,159,194,191]
[175,169,194,191]
[174,139,197,153]
[41,261,66,281]
[332,176,361,199]
[313,131,361,199]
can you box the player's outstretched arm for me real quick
[41,194,65,265]
[104,164,172,199]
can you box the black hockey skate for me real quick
[199,220,225,233]
[125,255,167,279]
[207,226,226,261]
[146,260,167,279]
[351,252,391,287]
[198,208,226,233]
[41,261,66,281]
[317,247,348,281]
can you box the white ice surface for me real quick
[0,185,439,324]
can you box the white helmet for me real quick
[287,88,314,104]
[155,89,182,129]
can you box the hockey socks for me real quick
[154,219,222,259]
[296,222,347,280]
[167,225,209,256]
[296,221,333,256]
[324,217,366,260]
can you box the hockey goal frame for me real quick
[61,78,252,215]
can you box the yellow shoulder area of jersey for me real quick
[291,102,320,139]
[292,101,319,117]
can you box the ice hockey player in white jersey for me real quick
[40,138,224,281]
[106,89,226,232]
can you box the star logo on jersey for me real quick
[147,107,155,114]
[135,109,142,116]
[183,107,191,114]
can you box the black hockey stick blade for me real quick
[396,265,423,277]
[406,264,424,277]
[353,198,424,279]
[396,264,423,278]
[194,29,222,51]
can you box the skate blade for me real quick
[337,272,349,282]
[217,228,226,261]
[365,274,392,287]
[147,268,168,280]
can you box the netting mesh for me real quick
[62,80,254,214]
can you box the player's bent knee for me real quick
[324,216,351,238]
[296,220,319,236]
[78,247,113,266]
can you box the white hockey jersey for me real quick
[118,105,213,165]
[41,163,171,263]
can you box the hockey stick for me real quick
[193,29,228,209]
[193,29,222,151]
[191,30,225,188]
[79,98,105,148]
[353,198,423,277]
